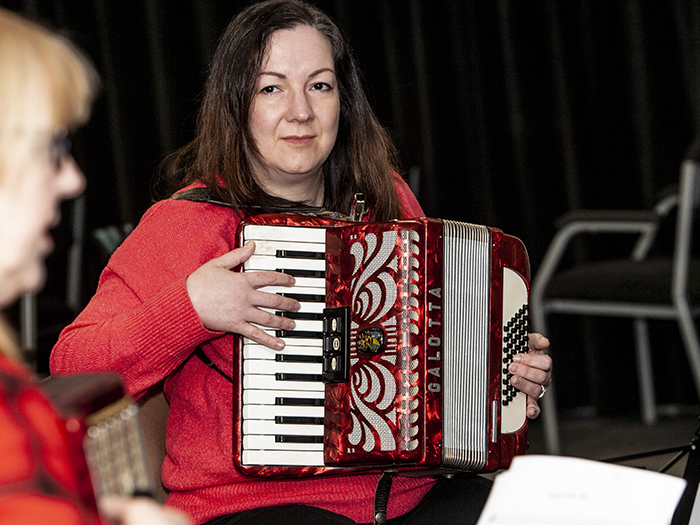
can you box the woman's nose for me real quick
[55,156,86,201]
[286,90,314,122]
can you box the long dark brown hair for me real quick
[159,0,403,221]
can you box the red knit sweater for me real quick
[50,177,435,524]
[0,353,102,525]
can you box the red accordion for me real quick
[233,214,529,478]
[42,374,154,518]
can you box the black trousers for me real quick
[202,474,492,525]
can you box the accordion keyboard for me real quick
[241,224,329,467]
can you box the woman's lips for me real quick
[283,135,314,146]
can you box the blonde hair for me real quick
[0,8,98,183]
[0,9,98,358]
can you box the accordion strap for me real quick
[374,471,395,525]
[194,347,233,384]
[171,187,235,208]
[171,187,355,220]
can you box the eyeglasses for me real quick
[49,129,73,171]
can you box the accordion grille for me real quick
[83,400,153,498]
[442,220,490,471]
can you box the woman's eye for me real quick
[311,82,332,92]
[260,85,279,94]
[44,130,72,172]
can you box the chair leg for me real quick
[19,293,38,370]
[633,318,657,424]
[675,302,700,402]
[539,382,561,455]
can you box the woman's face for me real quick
[249,25,340,205]
[0,87,85,307]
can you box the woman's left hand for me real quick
[508,333,552,419]
[99,496,193,525]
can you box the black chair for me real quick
[530,150,700,455]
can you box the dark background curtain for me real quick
[4,0,700,417]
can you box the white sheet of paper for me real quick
[477,455,687,525]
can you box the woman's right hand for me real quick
[185,241,301,349]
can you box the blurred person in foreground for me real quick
[0,8,192,525]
